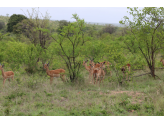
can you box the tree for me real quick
[51,14,92,82]
[7,14,28,32]
[0,21,5,30]
[102,24,117,34]
[56,20,70,34]
[119,7,164,78]
[13,8,52,69]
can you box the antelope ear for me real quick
[98,62,100,64]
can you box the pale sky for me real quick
[0,7,132,23]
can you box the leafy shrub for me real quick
[0,21,5,30]
[7,14,28,32]
[56,20,70,34]
[102,24,117,34]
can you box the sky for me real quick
[0,7,131,24]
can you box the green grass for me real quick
[0,68,164,116]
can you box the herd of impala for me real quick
[1,58,164,87]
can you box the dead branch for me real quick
[155,67,164,69]
[119,71,162,83]
[132,69,145,71]
[132,72,151,77]
[132,67,164,71]
[119,72,151,84]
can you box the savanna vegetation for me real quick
[0,7,164,116]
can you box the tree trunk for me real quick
[148,62,155,78]
[151,60,155,78]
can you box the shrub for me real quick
[56,20,70,34]
[0,21,5,30]
[102,24,117,34]
[7,14,28,32]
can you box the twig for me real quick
[154,75,161,80]
[132,72,151,77]
[155,67,164,69]
[132,69,145,71]
[118,72,151,83]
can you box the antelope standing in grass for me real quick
[121,63,131,81]
[160,59,164,66]
[44,62,66,84]
[0,64,14,87]
[90,62,105,87]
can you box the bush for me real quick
[0,21,5,30]
[56,20,70,34]
[7,14,28,32]
[102,24,117,34]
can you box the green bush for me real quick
[0,21,5,30]
[56,20,70,34]
[7,14,28,32]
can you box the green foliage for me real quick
[51,14,92,82]
[13,19,34,35]
[7,14,28,32]
[156,109,164,116]
[0,40,46,72]
[126,104,141,111]
[83,25,97,38]
[0,33,9,41]
[120,7,164,77]
[56,20,70,34]
[24,44,42,73]
[102,24,117,34]
[4,90,26,101]
[81,40,106,62]
[0,21,5,30]
[144,104,154,113]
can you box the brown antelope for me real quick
[89,58,101,70]
[121,63,131,81]
[0,64,14,87]
[160,59,164,66]
[89,59,95,66]
[89,59,101,70]
[82,60,91,72]
[82,60,93,83]
[44,63,66,84]
[100,61,112,76]
[90,62,105,87]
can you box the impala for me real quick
[89,59,95,66]
[90,62,105,86]
[44,62,66,84]
[82,60,91,72]
[82,60,93,83]
[160,59,164,66]
[89,59,100,70]
[101,61,112,76]
[0,64,14,87]
[121,63,131,81]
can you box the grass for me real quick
[0,67,164,116]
